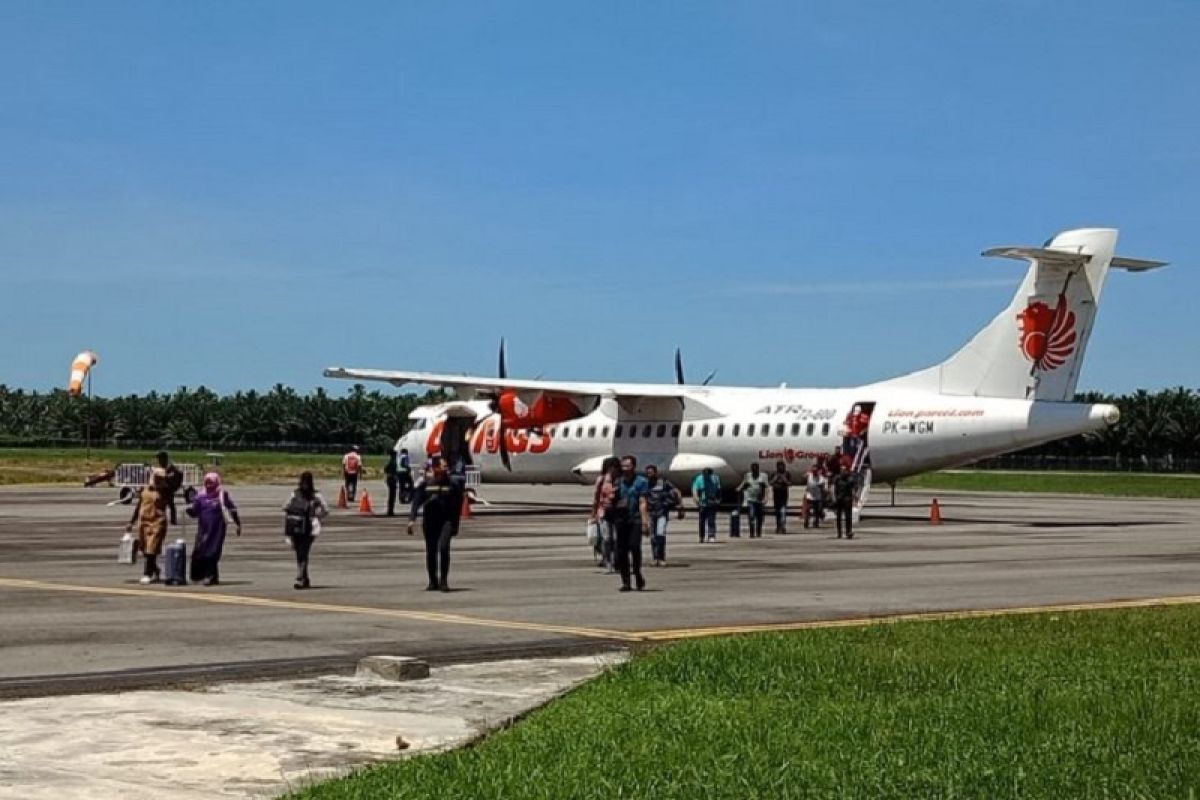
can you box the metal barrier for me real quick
[114,463,202,488]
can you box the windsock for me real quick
[68,351,99,396]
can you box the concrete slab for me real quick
[356,655,429,681]
[0,653,625,800]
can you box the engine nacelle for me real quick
[497,390,584,429]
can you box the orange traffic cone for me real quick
[358,491,374,515]
[460,492,473,520]
[337,486,348,509]
[930,498,942,525]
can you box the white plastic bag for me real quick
[586,520,601,547]
[118,532,137,565]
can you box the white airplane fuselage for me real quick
[398,388,1117,487]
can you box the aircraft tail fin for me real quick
[879,228,1165,401]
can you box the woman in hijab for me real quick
[186,472,242,586]
[126,471,169,584]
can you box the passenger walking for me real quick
[803,465,827,529]
[406,460,431,536]
[416,456,464,592]
[737,462,770,538]
[283,472,330,590]
[384,450,401,517]
[590,457,620,570]
[692,467,721,542]
[127,474,168,584]
[843,405,870,462]
[832,467,857,539]
[156,450,184,526]
[645,464,681,567]
[613,455,650,591]
[770,461,792,534]
[185,472,241,586]
[342,446,363,502]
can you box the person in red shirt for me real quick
[843,405,871,461]
[342,446,364,502]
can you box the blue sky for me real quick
[2,2,1196,397]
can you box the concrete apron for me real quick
[0,653,627,800]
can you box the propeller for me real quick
[488,338,512,470]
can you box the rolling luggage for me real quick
[164,538,188,586]
[729,508,741,538]
[118,532,137,565]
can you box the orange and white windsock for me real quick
[68,351,99,396]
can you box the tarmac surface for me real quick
[1,480,1198,696]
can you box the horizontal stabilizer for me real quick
[1110,256,1168,272]
[983,247,1167,273]
[982,246,1090,269]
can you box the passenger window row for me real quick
[684,421,830,438]
[543,422,832,439]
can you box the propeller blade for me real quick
[498,418,512,471]
[498,337,508,379]
[674,347,685,385]
[702,370,717,386]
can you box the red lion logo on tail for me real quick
[1017,293,1077,370]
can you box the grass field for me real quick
[0,448,358,486]
[292,606,1200,800]
[905,469,1200,499]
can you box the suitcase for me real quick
[729,508,741,538]
[164,539,188,586]
[118,532,137,565]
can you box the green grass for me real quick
[292,606,1200,800]
[0,447,362,486]
[905,470,1200,499]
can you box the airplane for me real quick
[325,228,1165,519]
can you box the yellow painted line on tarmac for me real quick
[632,595,1200,641]
[0,577,639,642]
[6,577,1197,648]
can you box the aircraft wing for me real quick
[324,366,702,401]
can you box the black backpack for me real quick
[284,495,313,538]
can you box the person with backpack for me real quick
[644,464,682,567]
[283,472,330,590]
[691,467,721,543]
[186,471,241,586]
[342,446,363,502]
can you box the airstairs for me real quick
[850,445,871,523]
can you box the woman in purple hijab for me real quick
[186,472,242,586]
